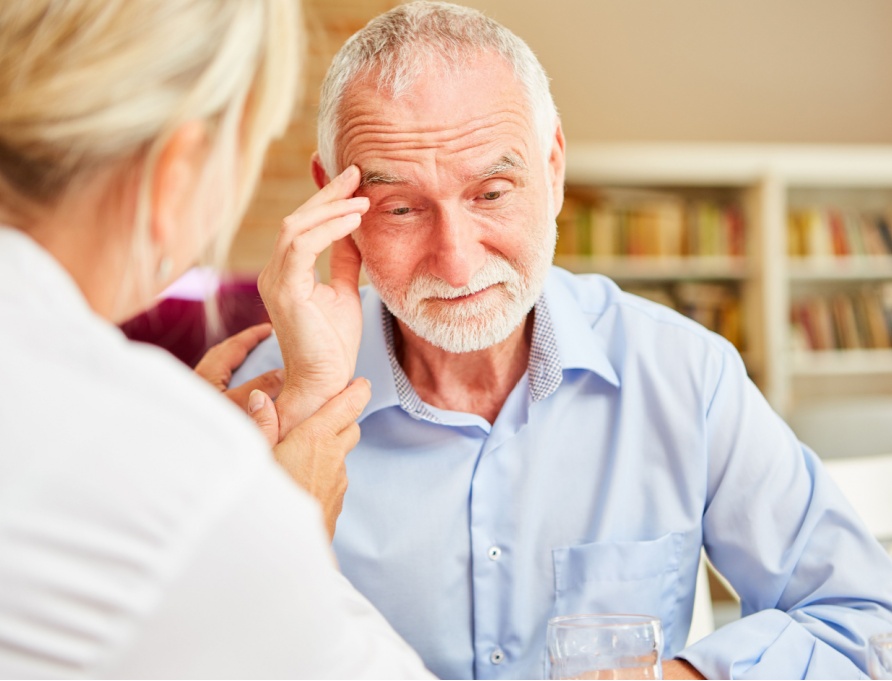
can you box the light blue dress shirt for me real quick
[234,267,892,680]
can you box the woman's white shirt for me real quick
[0,226,431,679]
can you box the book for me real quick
[831,293,861,349]
[876,215,892,255]
[590,206,616,257]
[828,211,851,257]
[860,287,891,349]
[791,287,892,352]
[843,210,866,257]
[556,195,582,255]
[789,206,892,257]
[559,189,744,259]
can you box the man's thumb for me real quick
[248,389,279,448]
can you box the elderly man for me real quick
[234,2,892,678]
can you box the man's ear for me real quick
[547,119,567,219]
[310,151,331,189]
[150,120,207,252]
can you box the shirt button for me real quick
[490,648,505,665]
[488,546,502,561]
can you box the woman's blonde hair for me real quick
[0,0,299,303]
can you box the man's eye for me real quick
[482,191,502,200]
[389,207,411,215]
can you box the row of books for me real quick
[625,282,744,350]
[557,189,746,259]
[788,208,892,258]
[790,284,892,351]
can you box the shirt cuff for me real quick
[677,609,868,679]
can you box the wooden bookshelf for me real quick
[562,143,892,417]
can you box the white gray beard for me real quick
[369,226,556,354]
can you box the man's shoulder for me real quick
[548,266,737,358]
[546,266,620,316]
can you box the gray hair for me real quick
[316,0,557,177]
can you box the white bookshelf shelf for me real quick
[788,256,892,281]
[566,143,892,187]
[554,256,750,281]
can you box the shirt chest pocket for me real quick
[551,532,683,637]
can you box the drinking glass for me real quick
[546,613,664,680]
[869,633,892,679]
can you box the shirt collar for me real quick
[541,268,620,388]
[356,267,620,422]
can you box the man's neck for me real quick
[394,313,534,425]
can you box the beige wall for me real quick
[460,0,892,145]
[230,0,892,273]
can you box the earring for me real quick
[156,255,173,282]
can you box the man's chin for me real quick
[403,307,530,354]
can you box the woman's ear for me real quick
[310,151,331,189]
[150,120,208,253]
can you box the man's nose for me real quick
[427,206,486,289]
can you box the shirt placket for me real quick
[469,434,515,679]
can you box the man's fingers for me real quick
[329,234,363,294]
[276,213,364,293]
[280,197,368,239]
[264,164,366,276]
[247,389,280,448]
[299,164,363,211]
[265,197,367,287]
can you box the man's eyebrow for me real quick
[476,153,527,180]
[359,169,414,188]
[358,153,527,188]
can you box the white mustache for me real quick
[407,257,519,301]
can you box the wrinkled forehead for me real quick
[333,55,538,171]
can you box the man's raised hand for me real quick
[258,165,368,439]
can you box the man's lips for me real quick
[430,283,499,303]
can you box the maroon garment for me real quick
[120,278,269,368]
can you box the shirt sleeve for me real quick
[677,346,892,679]
[95,459,433,679]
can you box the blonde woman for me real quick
[0,1,429,677]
